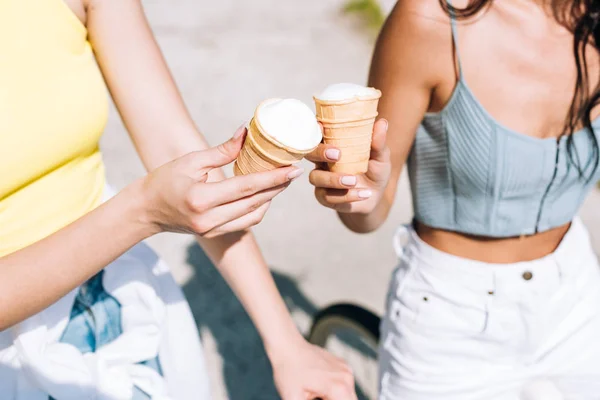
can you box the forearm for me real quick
[194,149,302,352]
[0,180,153,331]
[117,71,302,356]
[89,0,302,352]
[171,142,302,352]
[197,232,303,353]
[87,0,212,172]
[171,141,301,350]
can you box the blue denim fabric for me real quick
[49,271,162,400]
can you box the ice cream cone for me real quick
[234,99,321,175]
[314,86,381,175]
[315,90,381,174]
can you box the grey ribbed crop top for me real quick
[407,14,600,238]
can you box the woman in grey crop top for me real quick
[308,0,600,399]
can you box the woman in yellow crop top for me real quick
[0,1,355,399]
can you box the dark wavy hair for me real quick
[439,0,600,179]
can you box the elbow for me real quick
[0,314,12,333]
[337,213,382,234]
[0,299,11,332]
[346,224,380,235]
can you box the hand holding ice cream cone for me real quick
[306,83,392,216]
[314,83,382,174]
[307,118,391,215]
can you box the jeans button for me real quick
[522,271,533,281]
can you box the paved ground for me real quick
[100,1,600,398]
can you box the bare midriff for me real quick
[415,221,571,264]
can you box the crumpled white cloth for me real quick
[0,187,211,400]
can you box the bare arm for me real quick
[87,0,302,354]
[0,0,299,332]
[0,181,149,330]
[86,0,206,170]
[308,0,445,233]
[86,1,354,398]
[0,136,298,331]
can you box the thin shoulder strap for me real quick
[446,0,464,79]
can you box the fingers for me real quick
[273,344,356,400]
[189,166,303,210]
[318,351,356,400]
[202,202,271,238]
[311,373,356,400]
[306,143,341,164]
[314,188,372,206]
[370,119,389,163]
[191,124,248,170]
[325,382,357,400]
[193,182,289,236]
[309,170,358,190]
[306,118,388,165]
[285,395,303,400]
[324,352,353,376]
[325,369,356,400]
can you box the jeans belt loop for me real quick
[393,224,411,260]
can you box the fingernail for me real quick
[382,119,389,132]
[341,176,357,186]
[325,149,340,161]
[233,123,247,139]
[358,190,372,199]
[287,168,304,180]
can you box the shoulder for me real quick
[383,0,454,41]
[63,0,87,24]
[371,0,456,88]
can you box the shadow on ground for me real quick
[184,243,375,400]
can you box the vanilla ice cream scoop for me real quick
[233,98,322,176]
[315,83,381,102]
[256,98,322,151]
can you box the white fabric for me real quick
[0,186,211,399]
[379,217,600,400]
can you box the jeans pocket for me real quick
[411,289,488,337]
[399,268,489,337]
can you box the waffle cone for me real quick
[314,89,381,174]
[233,162,244,176]
[320,118,377,174]
[234,100,319,176]
[327,143,370,173]
[328,160,371,174]
[314,89,381,124]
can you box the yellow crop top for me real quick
[0,0,108,256]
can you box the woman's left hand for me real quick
[270,339,357,400]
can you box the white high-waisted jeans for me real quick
[379,217,600,400]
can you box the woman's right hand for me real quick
[306,119,391,215]
[140,126,303,238]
